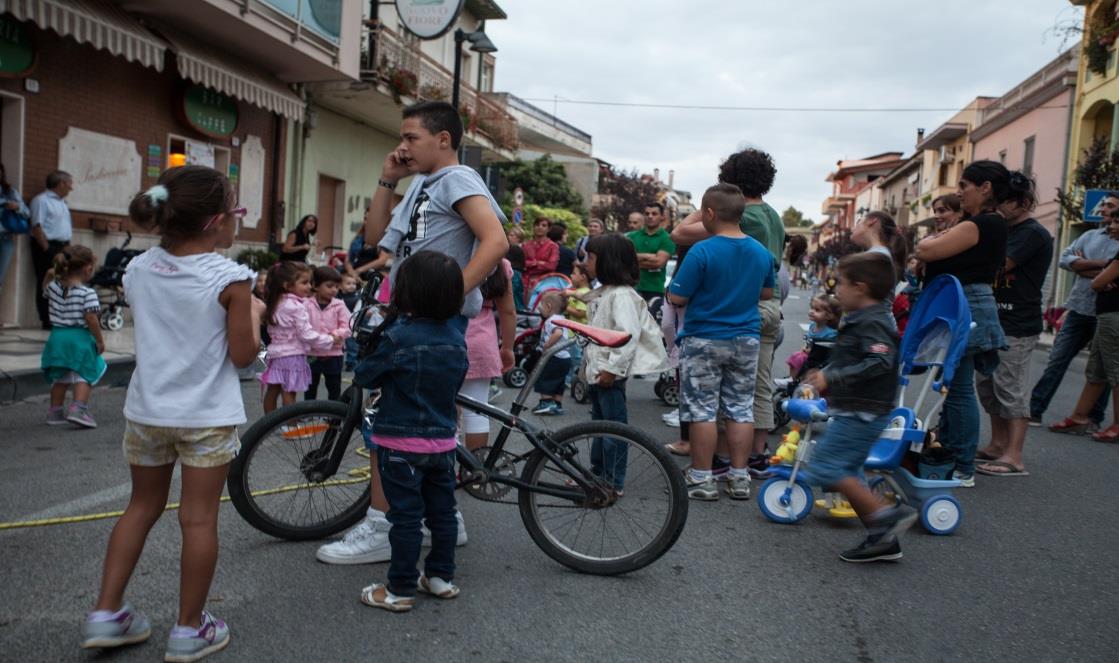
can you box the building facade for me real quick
[821,152,905,231]
[0,0,363,327]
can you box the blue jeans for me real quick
[376,447,458,597]
[806,412,892,489]
[939,353,980,477]
[1029,310,1109,423]
[0,232,13,290]
[589,379,628,490]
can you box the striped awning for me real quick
[160,26,305,122]
[0,0,166,70]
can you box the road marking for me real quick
[17,481,134,522]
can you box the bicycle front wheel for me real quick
[517,421,688,575]
[228,400,371,541]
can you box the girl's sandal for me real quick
[664,441,690,456]
[1048,418,1097,436]
[1091,425,1119,443]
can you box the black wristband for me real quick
[377,178,397,190]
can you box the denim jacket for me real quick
[354,316,468,438]
[822,304,899,414]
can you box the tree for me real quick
[494,155,584,215]
[592,165,662,231]
[781,206,813,228]
[1058,137,1119,223]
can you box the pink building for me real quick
[970,48,1079,236]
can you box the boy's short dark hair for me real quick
[701,183,746,222]
[392,250,464,321]
[402,101,463,150]
[644,201,665,214]
[507,244,525,270]
[587,233,639,287]
[312,266,343,286]
[546,224,566,242]
[838,252,894,302]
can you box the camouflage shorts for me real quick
[679,336,760,423]
[123,420,239,468]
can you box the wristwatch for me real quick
[377,178,397,191]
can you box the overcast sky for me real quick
[487,0,1084,220]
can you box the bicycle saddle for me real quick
[554,319,631,348]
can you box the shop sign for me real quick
[0,16,33,76]
[59,128,141,216]
[181,85,238,138]
[395,0,464,39]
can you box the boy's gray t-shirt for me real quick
[380,165,507,318]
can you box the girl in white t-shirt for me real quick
[81,166,262,662]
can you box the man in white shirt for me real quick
[30,170,73,329]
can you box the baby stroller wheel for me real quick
[920,495,961,535]
[100,309,125,331]
[653,378,666,399]
[570,378,588,404]
[758,477,813,524]
[659,381,679,407]
[503,367,528,389]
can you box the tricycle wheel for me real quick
[757,477,813,524]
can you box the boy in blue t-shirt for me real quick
[668,183,774,501]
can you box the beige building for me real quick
[911,97,995,225]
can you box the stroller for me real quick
[503,273,571,389]
[89,232,145,331]
[770,324,837,433]
[757,275,971,535]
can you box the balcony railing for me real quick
[360,24,518,153]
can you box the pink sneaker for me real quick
[66,404,97,429]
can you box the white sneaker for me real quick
[316,516,391,564]
[422,510,468,547]
[661,410,680,427]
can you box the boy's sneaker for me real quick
[360,583,414,612]
[1028,415,1043,427]
[725,473,752,500]
[550,404,566,416]
[661,410,680,427]
[839,534,903,563]
[685,473,719,501]
[747,454,771,478]
[316,515,391,564]
[66,403,97,429]
[421,510,468,547]
[868,504,918,540]
[46,406,67,426]
[418,575,461,599]
[532,400,556,415]
[952,471,975,488]
[80,603,151,649]
[684,458,730,482]
[164,611,229,662]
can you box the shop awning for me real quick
[1,0,166,71]
[159,26,305,122]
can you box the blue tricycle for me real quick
[757,275,972,535]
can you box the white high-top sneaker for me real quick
[316,514,392,564]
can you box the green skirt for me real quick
[41,326,107,385]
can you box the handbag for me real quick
[0,207,29,234]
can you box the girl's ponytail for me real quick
[1006,170,1038,212]
[865,211,907,282]
[50,245,95,283]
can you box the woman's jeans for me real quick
[589,379,628,490]
[0,232,13,290]
[1029,310,1109,423]
[939,353,980,477]
[376,447,458,597]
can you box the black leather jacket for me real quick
[822,303,899,414]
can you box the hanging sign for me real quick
[395,0,464,39]
[180,85,239,138]
[0,15,33,76]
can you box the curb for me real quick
[0,357,135,404]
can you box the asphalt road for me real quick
[2,291,1118,662]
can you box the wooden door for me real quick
[316,174,344,259]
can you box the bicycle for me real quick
[227,274,688,576]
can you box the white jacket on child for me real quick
[583,285,669,380]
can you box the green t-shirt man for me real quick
[627,227,676,296]
[740,202,784,276]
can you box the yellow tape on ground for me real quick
[0,477,368,530]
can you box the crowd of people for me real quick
[11,96,1099,660]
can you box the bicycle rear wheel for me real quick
[517,421,688,575]
[228,400,370,541]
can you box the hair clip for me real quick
[145,184,170,205]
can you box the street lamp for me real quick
[452,27,497,111]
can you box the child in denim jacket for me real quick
[354,251,469,612]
